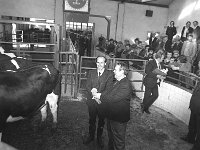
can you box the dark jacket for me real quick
[99,77,132,123]
[181,26,193,38]
[143,59,159,88]
[189,81,200,114]
[166,26,177,40]
[193,26,200,43]
[149,37,159,51]
[85,69,114,101]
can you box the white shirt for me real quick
[97,68,105,76]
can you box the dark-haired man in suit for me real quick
[141,52,166,114]
[93,62,132,150]
[83,56,113,148]
[181,21,193,42]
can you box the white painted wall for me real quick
[0,0,55,20]
[89,0,169,43]
[130,71,192,125]
[168,0,200,35]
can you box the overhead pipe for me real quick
[89,14,111,40]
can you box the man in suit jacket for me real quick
[83,56,113,148]
[149,33,159,52]
[193,21,200,44]
[93,62,132,150]
[142,52,165,114]
[181,21,194,42]
[166,21,177,44]
[181,79,200,150]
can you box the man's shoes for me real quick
[97,137,104,148]
[180,136,195,144]
[83,135,94,145]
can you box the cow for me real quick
[0,47,61,140]
[0,63,60,141]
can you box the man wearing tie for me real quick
[141,52,165,114]
[93,62,132,150]
[83,56,113,148]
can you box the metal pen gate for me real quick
[0,19,80,98]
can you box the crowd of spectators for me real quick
[96,20,200,89]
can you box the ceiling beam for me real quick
[110,0,169,8]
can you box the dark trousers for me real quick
[87,100,105,138]
[143,84,158,110]
[107,119,127,150]
[187,111,200,149]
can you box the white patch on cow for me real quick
[42,65,51,75]
[0,47,16,58]
[41,92,58,123]
[6,115,24,122]
[17,57,26,59]
[6,70,16,72]
[11,59,20,69]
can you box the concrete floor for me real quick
[2,97,193,150]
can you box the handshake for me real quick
[91,88,102,104]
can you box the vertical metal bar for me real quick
[65,53,68,93]
[71,53,75,97]
[74,54,79,98]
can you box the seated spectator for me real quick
[139,45,150,58]
[164,52,173,65]
[106,39,115,55]
[171,55,193,89]
[121,44,131,59]
[124,39,130,46]
[146,49,154,60]
[96,35,106,52]
[172,35,183,54]
[115,41,125,58]
[173,50,180,61]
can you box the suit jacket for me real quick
[193,26,200,43]
[181,26,193,38]
[85,69,114,101]
[149,37,159,51]
[143,59,159,88]
[189,81,200,114]
[166,26,177,40]
[98,77,132,123]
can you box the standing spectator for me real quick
[141,52,166,114]
[180,63,200,150]
[181,34,197,71]
[83,56,114,148]
[193,21,200,44]
[181,21,194,42]
[149,32,159,52]
[93,62,132,150]
[166,21,177,46]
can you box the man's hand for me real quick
[91,88,98,96]
[93,93,101,100]
[157,75,166,80]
